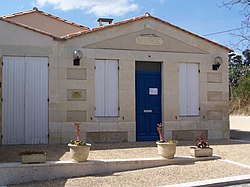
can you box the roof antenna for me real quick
[33,7,38,11]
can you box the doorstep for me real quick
[0,156,219,186]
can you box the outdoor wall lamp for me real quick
[73,50,83,66]
[213,56,223,70]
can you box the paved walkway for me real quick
[0,139,249,186]
[1,115,250,186]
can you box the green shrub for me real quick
[230,75,250,115]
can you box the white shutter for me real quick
[2,56,48,145]
[2,57,26,144]
[105,60,119,116]
[179,63,188,116]
[188,63,199,115]
[179,63,199,116]
[95,59,119,117]
[95,60,106,116]
[25,57,48,144]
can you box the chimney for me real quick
[97,18,114,26]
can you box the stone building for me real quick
[0,8,231,144]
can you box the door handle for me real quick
[144,110,152,113]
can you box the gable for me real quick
[0,19,56,46]
[64,14,231,53]
[3,11,87,38]
[84,28,207,54]
[76,16,231,54]
[1,9,231,53]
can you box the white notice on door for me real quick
[149,88,158,95]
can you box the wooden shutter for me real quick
[95,59,119,117]
[105,60,119,116]
[188,63,199,115]
[179,63,199,116]
[179,63,188,116]
[95,60,106,116]
[2,57,26,144]
[24,57,48,144]
[2,56,48,144]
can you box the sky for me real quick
[0,0,246,53]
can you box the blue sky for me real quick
[0,0,245,53]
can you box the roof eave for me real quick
[63,14,233,52]
[149,15,233,52]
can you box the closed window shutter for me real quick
[95,60,106,116]
[105,60,119,116]
[95,59,119,117]
[179,63,188,116]
[179,63,199,116]
[188,63,199,115]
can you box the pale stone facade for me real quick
[0,9,231,144]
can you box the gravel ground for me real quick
[1,140,250,186]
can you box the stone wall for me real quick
[0,17,230,144]
[48,46,229,143]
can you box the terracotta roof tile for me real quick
[63,13,232,52]
[0,17,58,38]
[62,15,147,39]
[2,8,89,30]
[1,10,232,52]
[1,9,35,18]
[149,16,232,52]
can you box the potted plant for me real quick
[68,122,91,162]
[20,151,46,164]
[190,136,213,157]
[156,123,178,159]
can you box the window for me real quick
[95,59,119,117]
[179,62,199,116]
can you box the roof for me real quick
[61,15,148,39]
[0,17,57,38]
[0,9,232,52]
[62,13,232,52]
[2,8,88,29]
[1,8,89,38]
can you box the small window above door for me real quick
[136,61,161,72]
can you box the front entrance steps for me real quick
[0,156,219,186]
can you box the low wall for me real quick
[0,156,218,186]
[230,116,250,131]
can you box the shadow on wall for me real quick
[230,130,250,141]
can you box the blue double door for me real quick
[136,62,162,141]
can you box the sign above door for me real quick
[136,35,163,46]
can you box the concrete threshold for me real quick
[0,156,219,186]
